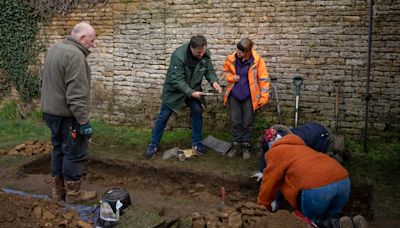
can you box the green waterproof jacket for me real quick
[162,43,218,113]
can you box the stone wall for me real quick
[35,0,399,137]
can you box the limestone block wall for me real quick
[37,0,400,137]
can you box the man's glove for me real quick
[251,171,263,182]
[79,122,92,139]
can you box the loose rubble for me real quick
[0,191,91,227]
[0,141,51,156]
[191,201,309,228]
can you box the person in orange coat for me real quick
[222,38,270,160]
[257,132,350,225]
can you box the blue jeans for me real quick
[43,113,88,181]
[151,98,203,146]
[301,177,351,222]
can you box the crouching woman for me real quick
[257,134,350,226]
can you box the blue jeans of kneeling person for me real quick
[300,177,351,223]
[43,113,88,181]
[150,98,203,148]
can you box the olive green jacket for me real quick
[162,43,218,113]
[40,37,91,123]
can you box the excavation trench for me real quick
[19,155,374,219]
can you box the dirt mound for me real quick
[0,191,92,228]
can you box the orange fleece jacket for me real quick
[257,134,349,210]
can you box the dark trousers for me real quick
[229,96,254,143]
[43,113,88,181]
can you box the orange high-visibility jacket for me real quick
[222,49,270,110]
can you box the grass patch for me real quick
[0,118,49,149]
[345,139,400,218]
[0,101,20,121]
[118,206,163,228]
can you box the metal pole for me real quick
[293,76,303,128]
[334,80,341,132]
[270,76,282,124]
[364,0,374,153]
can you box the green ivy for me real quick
[0,0,40,101]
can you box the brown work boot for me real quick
[340,216,354,228]
[242,142,251,160]
[353,215,368,228]
[226,142,240,158]
[51,176,65,201]
[65,180,97,204]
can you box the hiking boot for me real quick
[226,142,240,158]
[353,215,368,228]
[242,142,251,160]
[340,216,354,228]
[51,176,65,201]
[65,180,97,204]
[192,143,206,155]
[145,143,159,159]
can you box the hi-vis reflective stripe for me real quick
[253,68,258,89]
[253,68,260,101]
[260,78,270,82]
[261,87,270,93]
[225,83,234,97]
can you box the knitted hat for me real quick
[265,128,278,143]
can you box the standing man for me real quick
[41,22,97,204]
[146,35,222,159]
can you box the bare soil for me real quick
[0,154,395,227]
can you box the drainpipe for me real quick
[364,0,374,153]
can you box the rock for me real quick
[32,206,42,218]
[42,211,55,220]
[233,201,244,209]
[25,145,33,155]
[62,210,75,220]
[191,212,203,219]
[243,202,265,210]
[8,149,18,155]
[228,212,242,228]
[205,214,218,228]
[218,212,229,219]
[15,144,25,151]
[192,218,205,228]
[241,208,254,215]
[58,219,69,226]
[194,183,205,190]
[254,209,268,216]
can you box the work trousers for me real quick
[43,113,88,181]
[229,96,254,143]
[150,98,203,146]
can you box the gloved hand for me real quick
[271,200,278,212]
[79,122,92,139]
[251,171,263,182]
